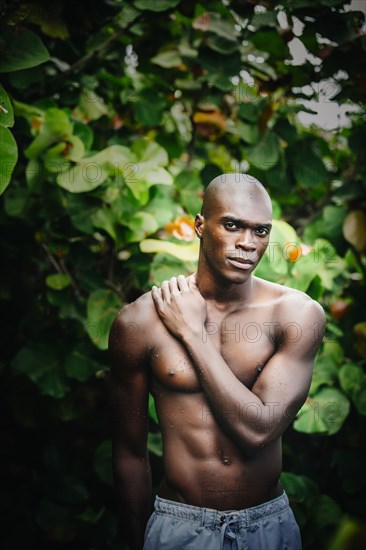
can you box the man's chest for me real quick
[150,308,278,393]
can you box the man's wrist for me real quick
[180,325,206,345]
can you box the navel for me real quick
[168,369,175,376]
[222,457,231,466]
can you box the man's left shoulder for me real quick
[260,280,325,324]
[281,286,325,321]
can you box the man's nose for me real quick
[236,231,256,251]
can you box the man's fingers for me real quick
[169,276,179,295]
[177,274,189,292]
[161,279,171,302]
[151,285,161,302]
[188,274,199,291]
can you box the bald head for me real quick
[201,173,272,219]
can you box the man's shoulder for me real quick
[115,290,157,329]
[255,277,325,322]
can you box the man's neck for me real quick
[194,266,254,308]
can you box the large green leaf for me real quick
[339,363,366,415]
[0,124,18,195]
[86,289,121,350]
[12,347,69,399]
[294,387,350,435]
[64,344,102,382]
[246,131,280,170]
[0,29,50,72]
[57,162,109,193]
[310,356,339,394]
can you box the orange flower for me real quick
[164,216,195,241]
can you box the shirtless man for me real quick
[108,173,325,550]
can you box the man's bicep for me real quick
[251,350,313,419]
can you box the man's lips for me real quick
[227,257,255,269]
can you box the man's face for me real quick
[195,186,272,284]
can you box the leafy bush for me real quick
[1,1,365,548]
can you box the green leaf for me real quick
[133,89,166,126]
[93,440,113,485]
[339,363,365,397]
[292,150,327,187]
[293,239,344,291]
[86,289,121,350]
[66,194,97,233]
[280,472,318,504]
[25,108,73,159]
[57,163,109,193]
[193,13,238,42]
[73,121,93,151]
[339,363,366,414]
[138,166,173,186]
[0,29,50,72]
[132,139,168,166]
[149,393,158,423]
[76,89,108,121]
[310,356,339,394]
[134,0,180,11]
[236,121,259,144]
[294,387,350,435]
[0,124,18,195]
[140,238,199,262]
[149,253,196,286]
[313,495,343,527]
[92,208,119,241]
[64,344,101,382]
[147,432,163,456]
[0,84,14,127]
[251,30,289,60]
[127,211,159,242]
[12,347,69,398]
[151,49,182,68]
[206,36,239,54]
[246,131,280,170]
[238,103,260,122]
[3,186,29,218]
[46,273,71,290]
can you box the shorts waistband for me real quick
[154,491,290,528]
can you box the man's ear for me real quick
[194,213,204,238]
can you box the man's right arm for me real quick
[108,302,151,550]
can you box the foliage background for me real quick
[1,0,366,548]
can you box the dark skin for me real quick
[108,175,326,550]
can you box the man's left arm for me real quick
[152,275,326,456]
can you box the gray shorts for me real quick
[143,491,301,550]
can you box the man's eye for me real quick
[225,222,238,230]
[255,227,269,236]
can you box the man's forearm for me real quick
[181,330,272,453]
[113,454,152,550]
